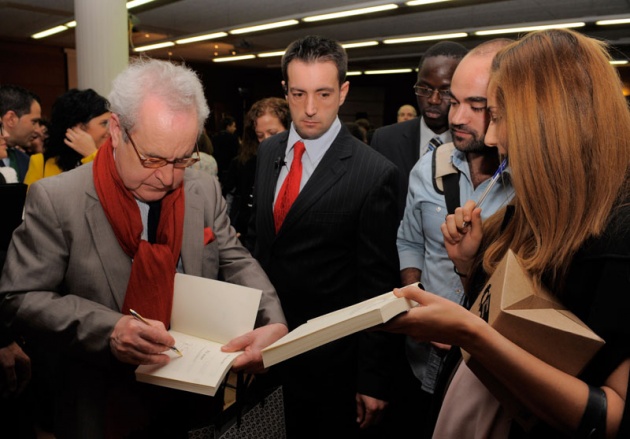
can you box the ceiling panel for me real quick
[0,0,628,71]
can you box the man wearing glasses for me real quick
[0,59,287,438]
[371,41,468,220]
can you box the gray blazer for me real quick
[0,163,285,437]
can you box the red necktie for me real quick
[274,141,306,233]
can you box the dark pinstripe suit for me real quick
[370,117,421,220]
[249,126,401,437]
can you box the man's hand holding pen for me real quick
[109,313,177,366]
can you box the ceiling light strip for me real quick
[230,20,299,35]
[596,18,630,26]
[31,25,69,39]
[126,0,157,10]
[364,68,413,75]
[475,22,585,36]
[258,51,286,58]
[303,4,398,23]
[176,32,228,45]
[342,41,379,49]
[406,0,452,5]
[213,55,257,63]
[384,32,467,44]
[133,41,175,52]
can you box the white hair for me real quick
[108,57,210,138]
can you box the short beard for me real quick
[452,129,488,154]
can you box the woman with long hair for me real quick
[24,88,110,186]
[225,97,290,240]
[388,29,630,437]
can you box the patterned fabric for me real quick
[189,387,285,439]
[273,141,305,233]
[427,136,443,152]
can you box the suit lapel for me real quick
[409,117,421,164]
[261,135,288,235]
[277,129,351,234]
[84,185,131,310]
[181,178,204,276]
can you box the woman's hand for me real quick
[384,284,482,347]
[65,126,98,157]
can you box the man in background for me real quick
[371,41,468,219]
[396,104,417,123]
[0,85,41,182]
[248,35,400,438]
[213,115,239,185]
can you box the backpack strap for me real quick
[431,142,461,214]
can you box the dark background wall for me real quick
[2,39,628,138]
[1,39,420,136]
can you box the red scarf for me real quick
[93,138,184,327]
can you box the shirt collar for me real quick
[287,117,342,163]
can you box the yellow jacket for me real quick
[24,151,97,187]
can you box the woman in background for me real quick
[225,97,290,240]
[387,29,629,438]
[24,88,110,186]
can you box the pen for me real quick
[129,309,183,357]
[462,158,508,228]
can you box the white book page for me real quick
[170,274,262,344]
[136,331,240,396]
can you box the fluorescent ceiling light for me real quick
[303,4,398,22]
[127,0,157,9]
[65,21,77,28]
[475,22,585,36]
[406,0,452,5]
[213,54,256,63]
[133,41,175,52]
[384,32,467,44]
[597,18,630,26]
[230,20,298,35]
[176,32,228,45]
[365,68,413,75]
[610,60,629,65]
[342,41,379,49]
[31,25,68,39]
[346,71,363,76]
[258,51,286,58]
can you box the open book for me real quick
[135,273,262,396]
[261,290,416,368]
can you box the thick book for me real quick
[261,290,415,368]
[135,273,262,396]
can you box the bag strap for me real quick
[443,174,460,215]
[431,142,460,214]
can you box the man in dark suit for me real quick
[371,42,468,219]
[0,85,41,183]
[248,35,400,438]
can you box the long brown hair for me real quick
[238,97,290,164]
[478,29,630,294]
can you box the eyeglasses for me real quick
[125,129,200,169]
[413,85,451,101]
